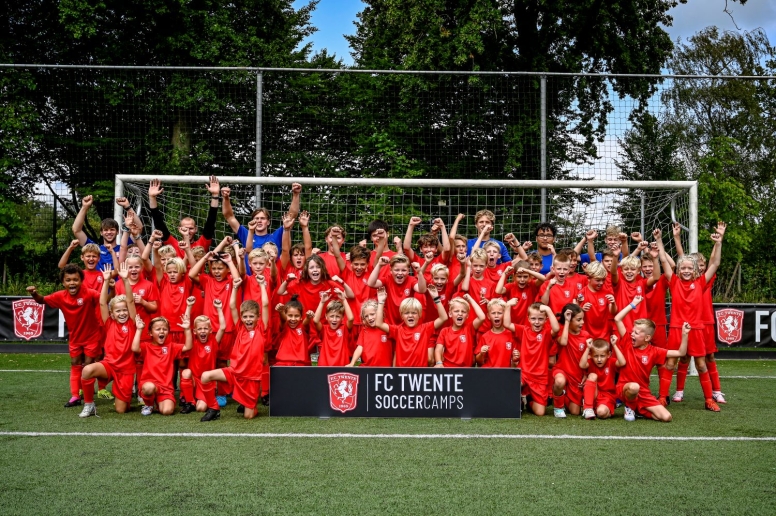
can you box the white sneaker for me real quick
[583,408,595,420]
[553,408,567,418]
[672,390,684,403]
[712,391,727,404]
[624,407,636,422]
[140,405,153,416]
[79,403,96,418]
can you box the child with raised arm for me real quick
[27,265,101,408]
[513,303,560,416]
[313,289,355,367]
[79,262,138,417]
[495,261,544,326]
[475,298,521,368]
[551,304,591,418]
[611,252,660,336]
[368,252,429,325]
[72,195,125,270]
[461,249,497,307]
[641,242,670,350]
[614,296,689,422]
[278,211,312,286]
[348,299,394,367]
[656,223,726,411]
[375,285,448,367]
[179,298,223,415]
[364,219,396,267]
[575,261,616,340]
[201,275,269,420]
[465,209,511,263]
[277,255,355,315]
[404,217,450,281]
[433,294,486,368]
[579,336,626,420]
[274,296,314,366]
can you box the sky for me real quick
[293,0,776,66]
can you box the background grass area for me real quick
[1,355,775,515]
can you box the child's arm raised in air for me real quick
[672,222,685,258]
[331,274,355,300]
[542,304,561,336]
[460,257,472,292]
[503,298,517,333]
[72,195,93,246]
[402,216,422,261]
[666,322,691,359]
[230,276,242,326]
[179,313,193,353]
[413,258,430,294]
[188,250,213,283]
[705,222,726,282]
[367,256,388,289]
[220,250,241,282]
[257,274,270,329]
[328,227,348,274]
[299,211,313,258]
[99,265,113,324]
[471,221,490,254]
[150,234,165,283]
[653,228,673,281]
[132,315,144,354]
[428,284,449,330]
[453,255,467,287]
[435,218,451,262]
[244,220,256,256]
[288,183,302,220]
[609,244,620,285]
[58,240,80,269]
[279,212,294,271]
[312,290,331,332]
[614,295,643,337]
[116,261,137,321]
[540,277,556,305]
[234,242,246,278]
[611,335,626,367]
[374,287,390,333]
[558,307,574,347]
[495,265,513,295]
[448,213,465,245]
[579,338,594,369]
[336,288,354,330]
[220,186,241,234]
[462,292,486,330]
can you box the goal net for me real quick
[115,176,698,257]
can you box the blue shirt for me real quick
[85,238,123,270]
[466,238,512,264]
[579,252,623,265]
[236,225,284,268]
[540,253,554,275]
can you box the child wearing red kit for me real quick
[274,296,314,366]
[579,336,626,420]
[433,294,486,368]
[513,303,560,416]
[575,261,616,340]
[367,252,429,326]
[27,265,102,408]
[614,296,689,422]
[201,274,269,420]
[313,289,355,367]
[179,298,224,417]
[348,299,394,367]
[495,261,545,327]
[375,285,448,367]
[475,298,521,368]
[656,223,725,411]
[133,313,193,416]
[79,262,138,417]
[551,303,591,418]
[641,242,670,349]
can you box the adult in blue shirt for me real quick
[531,222,557,275]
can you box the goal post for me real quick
[115,175,698,256]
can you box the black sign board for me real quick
[270,366,522,418]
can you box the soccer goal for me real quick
[114,176,698,256]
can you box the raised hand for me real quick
[291,183,302,194]
[319,290,332,303]
[81,195,93,208]
[652,228,662,239]
[207,176,220,196]
[586,229,598,240]
[233,276,243,289]
[631,232,643,243]
[632,295,643,305]
[214,299,223,310]
[672,222,681,237]
[409,216,422,227]
[117,261,129,280]
[715,221,727,238]
[610,334,618,346]
[150,229,164,242]
[298,211,310,228]
[587,338,594,349]
[148,179,163,198]
[135,314,145,330]
[376,286,387,304]
[178,313,191,331]
[427,284,439,298]
[115,197,130,209]
[69,239,80,250]
[220,187,231,199]
[522,241,533,250]
[331,275,343,284]
[102,264,113,281]
[186,296,197,307]
[564,309,573,322]
[282,212,295,230]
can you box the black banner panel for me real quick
[0,297,67,341]
[270,366,522,418]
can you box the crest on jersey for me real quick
[414,332,421,341]
[690,283,696,290]
[404,288,410,296]
[579,342,585,351]
[716,308,744,344]
[381,335,387,343]
[459,335,467,343]
[296,328,303,335]
[121,325,128,334]
[178,286,184,293]
[162,346,168,355]
[598,298,605,306]
[249,331,255,338]
[497,270,503,276]
[506,342,512,350]
[577,283,582,290]
[521,293,527,300]
[641,355,648,364]
[604,367,610,375]
[12,299,44,341]
[204,345,212,353]
[328,372,359,413]
[537,334,543,341]
[97,276,104,284]
[139,289,146,296]
[77,298,84,306]
[636,286,642,294]
[336,329,343,337]
[564,290,570,298]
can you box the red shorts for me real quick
[594,391,616,414]
[668,326,705,357]
[522,372,548,406]
[551,368,583,407]
[217,332,236,361]
[704,324,717,354]
[651,324,668,349]
[274,360,306,367]
[193,376,215,401]
[101,361,134,404]
[139,380,175,404]
[618,383,660,418]
[69,340,102,359]
[222,367,260,409]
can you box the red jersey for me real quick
[701,274,716,325]
[320,251,347,278]
[617,343,667,388]
[539,280,583,314]
[82,269,105,292]
[567,273,588,292]
[342,265,373,326]
[167,235,212,260]
[188,334,218,377]
[380,275,419,325]
[436,320,476,367]
[286,278,342,315]
[102,318,137,374]
[389,321,435,367]
[555,330,590,382]
[157,274,193,322]
[577,285,614,339]
[466,275,497,303]
[645,275,668,326]
[139,341,184,388]
[369,249,396,268]
[504,280,540,326]
[44,286,101,346]
[475,329,516,368]
[513,324,553,379]
[668,275,707,328]
[422,281,454,325]
[230,320,266,380]
[357,326,393,366]
[484,263,511,285]
[587,355,619,394]
[275,325,311,365]
[198,274,236,333]
[317,324,351,366]
[410,254,446,283]
[613,276,648,331]
[115,278,160,335]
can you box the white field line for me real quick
[0,431,774,442]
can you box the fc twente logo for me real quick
[12,299,44,341]
[716,308,744,345]
[328,372,359,413]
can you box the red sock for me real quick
[658,367,673,398]
[97,378,109,391]
[583,380,596,410]
[70,365,83,397]
[180,378,195,404]
[676,361,690,391]
[82,378,96,403]
[707,361,721,391]
[202,383,219,411]
[699,370,713,399]
[553,394,565,409]
[261,367,270,397]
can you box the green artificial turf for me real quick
[0,354,775,515]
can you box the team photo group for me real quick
[26,177,728,423]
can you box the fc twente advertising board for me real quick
[270,367,523,418]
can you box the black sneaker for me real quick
[180,402,195,414]
[200,408,220,422]
[260,395,270,407]
[237,404,245,414]
[64,397,82,408]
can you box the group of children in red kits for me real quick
[27,176,728,422]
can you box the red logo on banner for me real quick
[716,308,744,344]
[328,372,359,413]
[12,299,44,341]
